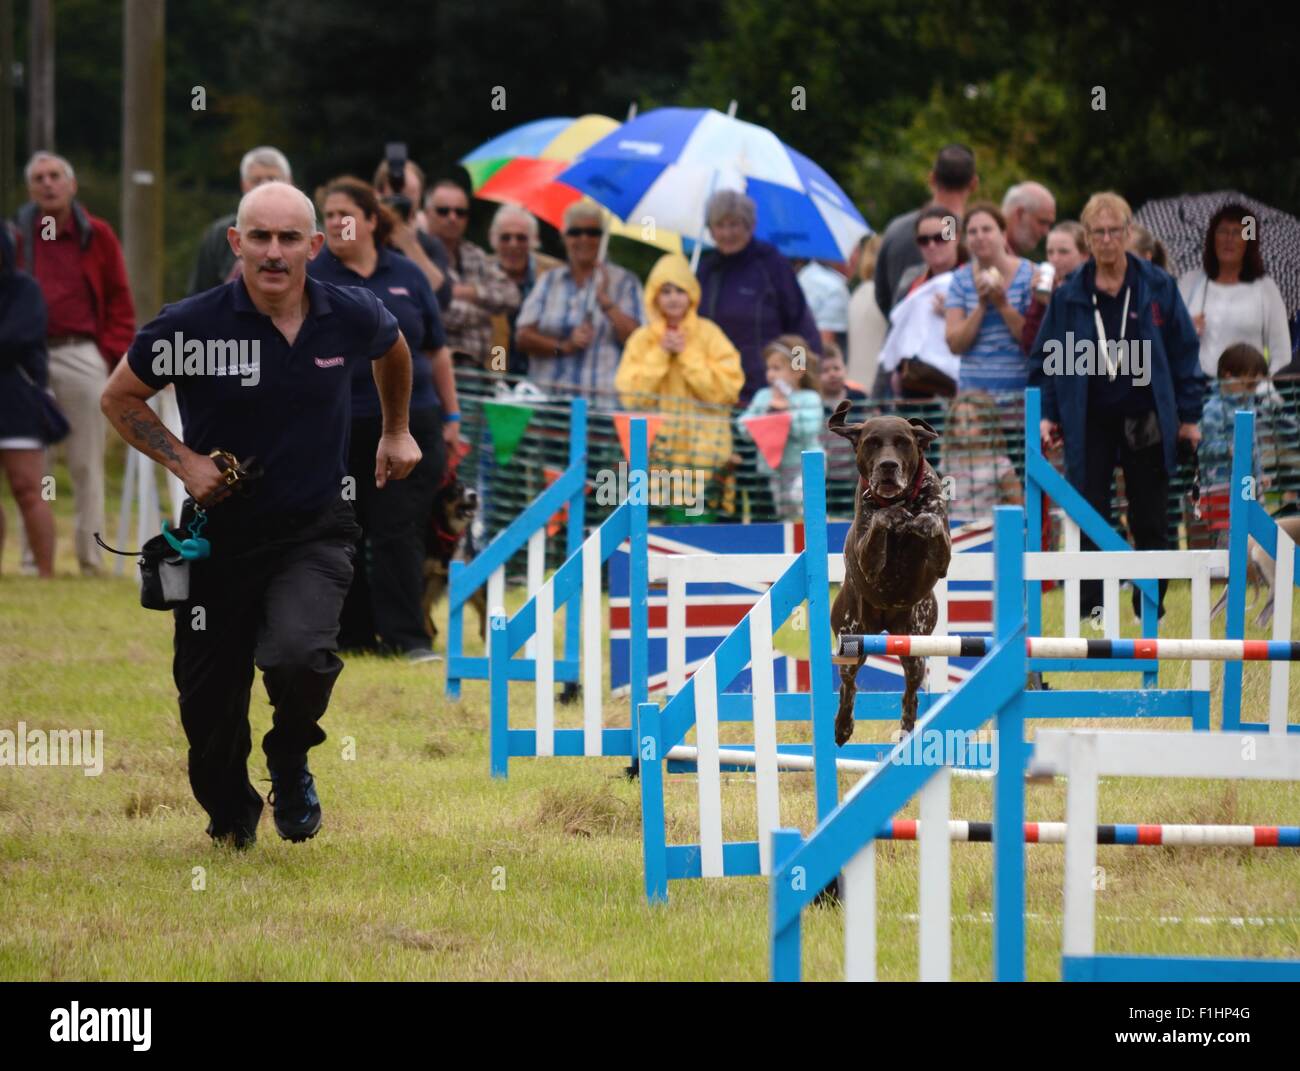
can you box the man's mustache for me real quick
[258,259,290,272]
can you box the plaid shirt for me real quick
[516,261,643,393]
[440,238,520,363]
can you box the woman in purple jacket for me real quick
[696,190,822,404]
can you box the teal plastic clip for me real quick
[161,506,211,560]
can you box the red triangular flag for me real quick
[543,467,567,537]
[542,467,595,537]
[743,412,792,469]
[612,412,664,461]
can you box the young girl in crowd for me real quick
[736,334,824,519]
[616,253,744,521]
[939,390,1023,522]
[818,341,868,483]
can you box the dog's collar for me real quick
[860,462,927,508]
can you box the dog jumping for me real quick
[827,401,951,743]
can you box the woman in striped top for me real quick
[943,201,1034,395]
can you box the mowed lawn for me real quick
[1,449,1298,980]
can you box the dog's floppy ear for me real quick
[908,417,939,449]
[828,399,862,442]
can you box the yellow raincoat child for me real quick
[615,254,744,517]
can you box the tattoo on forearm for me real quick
[119,406,182,465]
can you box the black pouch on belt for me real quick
[138,533,191,610]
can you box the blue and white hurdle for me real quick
[1224,408,1299,735]
[446,398,590,701]
[636,423,1288,902]
[769,499,1299,981]
[486,418,650,777]
[1032,728,1300,981]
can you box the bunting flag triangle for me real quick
[742,411,793,469]
[543,467,567,537]
[542,467,595,537]
[612,412,664,461]
[483,401,535,465]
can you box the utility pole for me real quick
[27,0,53,154]
[121,0,165,321]
[1,0,14,214]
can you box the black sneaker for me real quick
[206,819,257,850]
[267,761,322,842]
[206,782,263,849]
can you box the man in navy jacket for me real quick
[1029,192,1206,619]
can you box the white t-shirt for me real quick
[1178,269,1291,376]
[797,261,851,333]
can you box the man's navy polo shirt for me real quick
[308,245,445,420]
[126,274,400,519]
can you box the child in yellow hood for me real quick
[616,254,744,520]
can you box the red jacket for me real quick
[15,200,136,368]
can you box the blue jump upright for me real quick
[446,398,588,700]
[1223,408,1300,734]
[639,450,839,902]
[770,506,1030,981]
[487,418,650,777]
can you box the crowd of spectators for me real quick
[5,142,1300,639]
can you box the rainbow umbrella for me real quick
[461,115,682,253]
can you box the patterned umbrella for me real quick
[460,115,682,253]
[1135,190,1300,316]
[555,107,871,262]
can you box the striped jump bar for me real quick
[836,634,1300,663]
[880,819,1300,847]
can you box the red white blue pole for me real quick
[837,634,1300,663]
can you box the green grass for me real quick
[1,458,1298,980]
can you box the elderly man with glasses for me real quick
[515,201,643,395]
[487,205,562,377]
[424,180,519,369]
[1030,191,1205,622]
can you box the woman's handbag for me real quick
[898,356,958,398]
[14,365,71,444]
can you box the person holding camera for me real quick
[310,175,459,661]
[373,150,452,311]
[100,182,421,850]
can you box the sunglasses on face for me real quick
[434,206,469,218]
[916,233,949,247]
[565,227,603,239]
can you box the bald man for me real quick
[102,182,421,849]
[1002,181,1057,257]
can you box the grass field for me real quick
[1,451,1298,980]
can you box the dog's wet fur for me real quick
[422,476,488,646]
[828,401,951,743]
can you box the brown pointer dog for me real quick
[828,401,951,744]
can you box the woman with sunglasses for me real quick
[515,201,643,395]
[876,206,966,400]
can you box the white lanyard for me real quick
[1092,284,1130,381]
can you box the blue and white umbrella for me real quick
[555,107,871,262]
